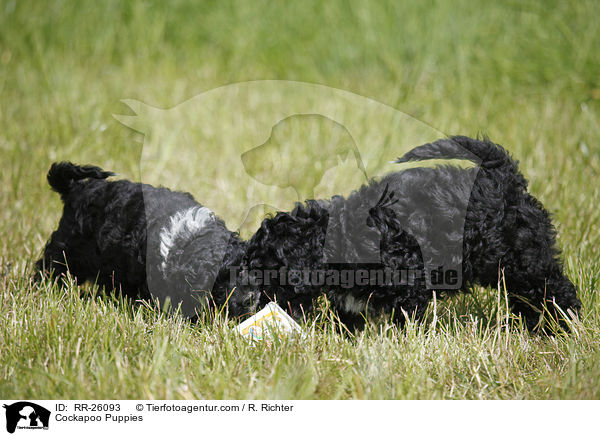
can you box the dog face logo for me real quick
[241,114,367,200]
[3,402,50,434]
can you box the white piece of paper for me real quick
[236,302,303,341]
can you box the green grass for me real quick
[1,0,599,399]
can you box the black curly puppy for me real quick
[36,163,246,318]
[230,136,580,330]
[37,136,580,330]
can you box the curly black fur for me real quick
[37,137,580,330]
[230,136,581,330]
[36,162,246,317]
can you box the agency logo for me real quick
[115,80,479,317]
[3,402,50,434]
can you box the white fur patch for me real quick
[159,206,214,270]
[342,294,367,314]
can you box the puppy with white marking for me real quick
[36,162,245,317]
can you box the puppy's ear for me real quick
[47,162,114,197]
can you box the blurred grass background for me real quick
[1,0,599,399]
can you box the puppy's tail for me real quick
[47,162,114,197]
[395,136,520,171]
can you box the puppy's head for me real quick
[146,205,238,317]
